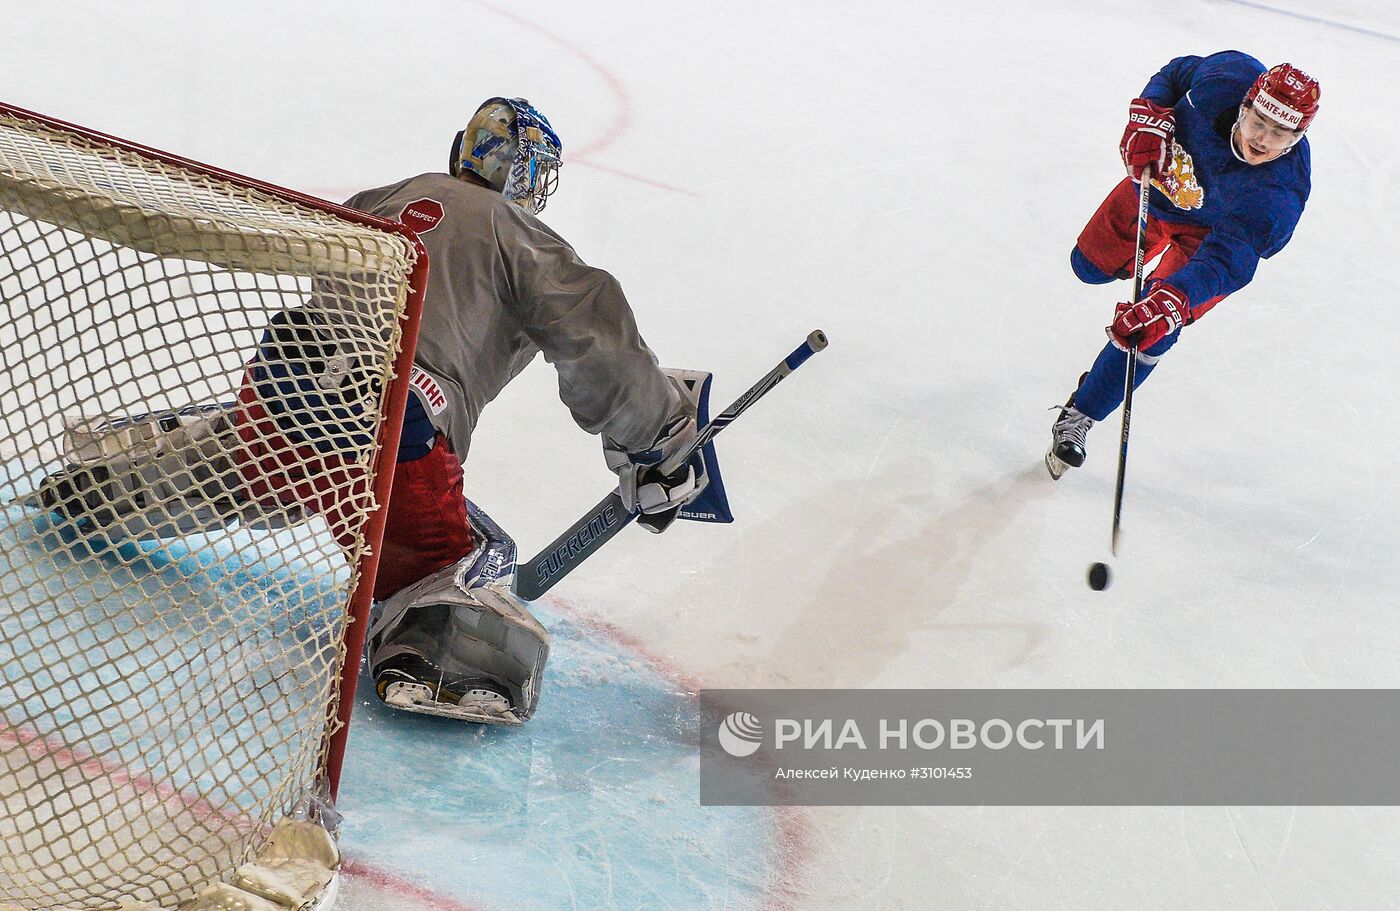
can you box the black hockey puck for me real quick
[1087,562,1111,591]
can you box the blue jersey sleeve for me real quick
[1166,182,1305,306]
[1164,224,1260,306]
[1141,56,1206,106]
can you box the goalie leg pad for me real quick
[30,405,269,538]
[369,502,546,725]
[33,307,389,542]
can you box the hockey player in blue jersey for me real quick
[1047,52,1321,478]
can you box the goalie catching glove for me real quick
[603,371,711,534]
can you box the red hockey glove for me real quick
[1108,283,1190,351]
[1120,98,1175,180]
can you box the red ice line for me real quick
[468,0,630,161]
[299,4,695,206]
[0,631,810,911]
[469,0,695,197]
[0,721,486,910]
[337,596,814,911]
[0,722,247,831]
[549,594,816,911]
[3,12,771,907]
[340,858,490,911]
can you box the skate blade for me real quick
[1045,449,1069,481]
[381,682,522,725]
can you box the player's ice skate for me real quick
[1045,401,1094,480]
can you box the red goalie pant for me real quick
[234,381,476,602]
[1076,177,1227,319]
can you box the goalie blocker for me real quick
[32,308,732,724]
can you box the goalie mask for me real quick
[449,97,563,214]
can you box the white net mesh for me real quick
[0,107,421,910]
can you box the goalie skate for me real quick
[374,648,519,723]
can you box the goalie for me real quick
[34,97,729,725]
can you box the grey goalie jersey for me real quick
[345,173,682,458]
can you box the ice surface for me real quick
[1,0,1398,908]
[0,464,350,907]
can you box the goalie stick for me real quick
[512,329,829,601]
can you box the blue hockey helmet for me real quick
[449,97,563,214]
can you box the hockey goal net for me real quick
[0,103,426,910]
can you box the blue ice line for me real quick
[1216,0,1400,44]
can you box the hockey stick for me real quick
[512,330,829,601]
[1110,174,1153,556]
